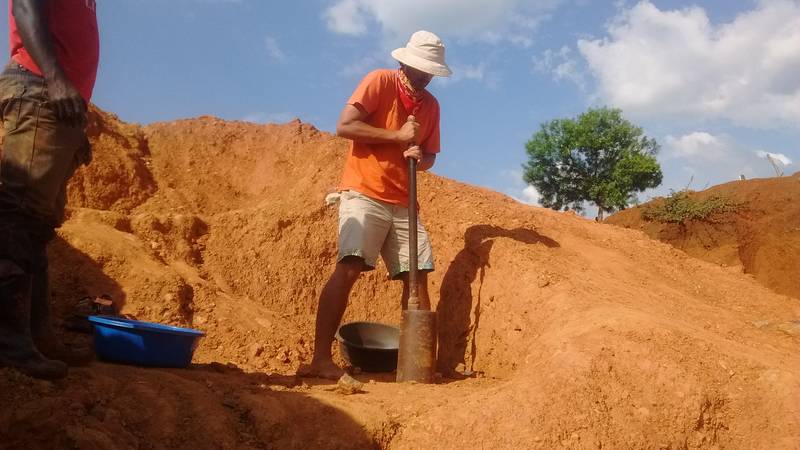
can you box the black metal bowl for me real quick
[335,321,400,373]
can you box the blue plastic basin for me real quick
[88,316,205,368]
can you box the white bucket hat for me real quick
[391,30,452,77]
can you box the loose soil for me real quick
[1,107,798,449]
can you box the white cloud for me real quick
[499,168,541,206]
[264,36,285,62]
[326,1,564,85]
[756,150,793,166]
[578,0,800,129]
[323,0,564,44]
[663,132,728,162]
[324,0,368,35]
[651,130,797,196]
[534,46,586,89]
[520,185,541,204]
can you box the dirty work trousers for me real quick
[0,61,91,283]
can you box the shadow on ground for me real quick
[0,361,378,449]
[49,236,127,319]
[436,225,559,375]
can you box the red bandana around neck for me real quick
[396,69,424,116]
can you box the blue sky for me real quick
[3,0,798,212]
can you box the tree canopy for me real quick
[523,107,663,219]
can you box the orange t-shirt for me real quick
[338,69,440,207]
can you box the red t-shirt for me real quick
[338,69,441,207]
[8,0,100,102]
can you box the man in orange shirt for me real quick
[301,31,451,379]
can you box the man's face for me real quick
[402,65,434,91]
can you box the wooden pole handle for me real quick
[406,115,419,310]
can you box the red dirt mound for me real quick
[1,107,798,449]
[607,174,800,299]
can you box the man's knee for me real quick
[333,256,365,283]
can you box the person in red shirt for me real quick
[0,0,99,380]
[299,31,452,379]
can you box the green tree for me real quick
[523,107,662,220]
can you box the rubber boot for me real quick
[30,261,93,366]
[0,275,67,379]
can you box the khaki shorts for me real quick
[338,190,434,279]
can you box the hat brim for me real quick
[391,48,452,77]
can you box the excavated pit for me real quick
[0,107,798,449]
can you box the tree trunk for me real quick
[596,208,604,222]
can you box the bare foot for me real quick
[296,359,345,380]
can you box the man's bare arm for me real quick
[336,104,419,145]
[12,0,86,124]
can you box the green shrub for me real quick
[641,190,739,224]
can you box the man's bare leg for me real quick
[302,256,363,379]
[401,271,430,311]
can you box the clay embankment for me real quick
[1,107,798,449]
[608,174,800,300]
